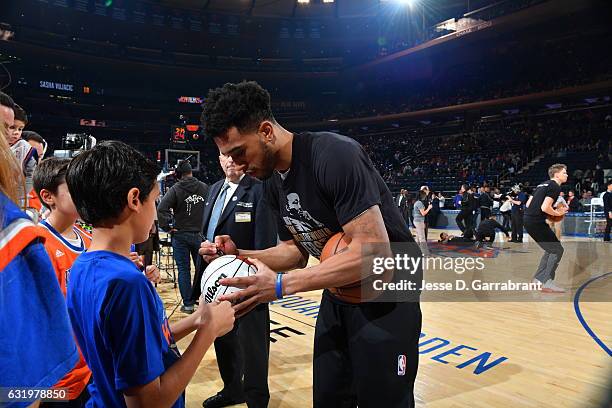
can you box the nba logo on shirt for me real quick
[397,355,406,376]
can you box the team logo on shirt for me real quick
[397,355,406,376]
[282,193,333,258]
[161,315,181,359]
[184,194,205,216]
[55,249,65,258]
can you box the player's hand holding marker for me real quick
[199,235,238,263]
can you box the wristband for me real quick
[275,273,284,300]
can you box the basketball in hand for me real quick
[320,232,364,304]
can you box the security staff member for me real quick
[455,184,473,237]
[603,181,612,242]
[509,187,527,243]
[479,186,494,223]
[474,214,510,247]
[194,153,277,408]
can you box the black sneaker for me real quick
[203,392,245,408]
[180,305,194,314]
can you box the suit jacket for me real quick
[201,174,277,252]
[396,194,404,208]
[193,175,277,301]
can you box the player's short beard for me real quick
[257,140,277,180]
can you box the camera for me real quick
[53,133,97,158]
[63,133,96,150]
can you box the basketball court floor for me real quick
[158,230,611,407]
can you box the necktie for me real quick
[206,183,229,242]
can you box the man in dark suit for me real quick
[603,180,612,242]
[397,189,409,224]
[192,153,277,408]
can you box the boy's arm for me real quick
[169,311,199,342]
[124,328,215,408]
[24,154,37,198]
[123,302,234,408]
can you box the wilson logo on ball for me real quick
[205,273,227,303]
[201,255,257,304]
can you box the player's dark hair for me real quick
[202,81,275,139]
[66,140,159,226]
[33,157,70,203]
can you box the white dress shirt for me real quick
[220,174,245,213]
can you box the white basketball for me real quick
[201,255,257,303]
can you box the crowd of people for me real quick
[353,110,612,195]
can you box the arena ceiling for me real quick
[148,0,490,19]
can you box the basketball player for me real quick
[196,153,277,408]
[199,81,422,408]
[524,164,568,293]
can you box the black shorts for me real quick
[313,290,422,408]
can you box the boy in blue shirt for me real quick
[65,141,235,407]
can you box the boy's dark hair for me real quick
[66,140,159,226]
[0,91,15,110]
[33,157,71,203]
[22,130,46,146]
[13,104,28,124]
[201,81,275,138]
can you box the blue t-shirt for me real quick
[66,250,184,408]
[454,194,462,209]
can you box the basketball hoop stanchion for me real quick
[159,233,177,288]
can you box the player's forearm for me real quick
[541,203,562,216]
[283,240,390,295]
[238,243,306,272]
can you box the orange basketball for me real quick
[547,203,567,223]
[320,232,363,303]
